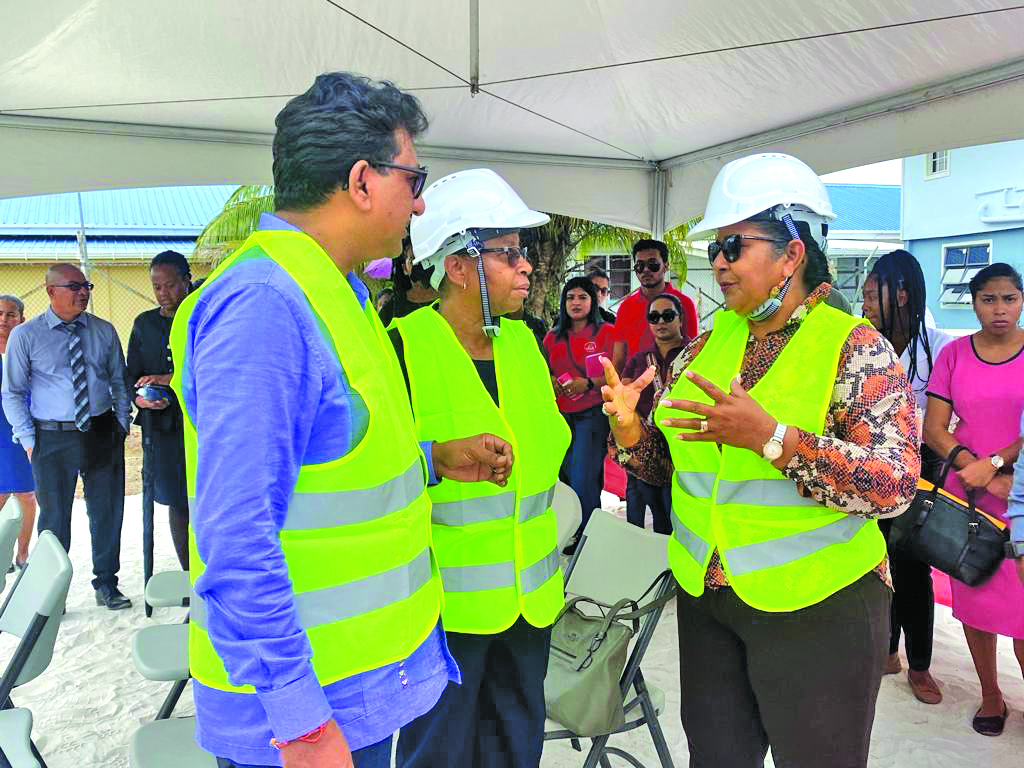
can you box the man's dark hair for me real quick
[632,239,668,263]
[150,250,191,282]
[272,72,429,212]
[868,250,931,384]
[969,262,1023,299]
[553,276,604,340]
[587,267,610,281]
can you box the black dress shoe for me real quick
[972,702,1008,736]
[95,585,132,611]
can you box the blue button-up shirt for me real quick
[1,309,131,450]
[1009,411,1024,549]
[183,214,458,765]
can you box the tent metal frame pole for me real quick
[661,56,1024,171]
[469,0,480,95]
[650,169,667,239]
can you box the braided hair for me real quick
[868,249,932,385]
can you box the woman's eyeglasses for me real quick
[707,234,783,265]
[647,309,678,324]
[373,161,429,199]
[634,258,663,274]
[479,246,528,267]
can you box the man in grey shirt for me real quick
[1009,412,1024,586]
[1,263,132,609]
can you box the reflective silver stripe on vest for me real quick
[190,548,434,630]
[432,492,517,527]
[723,516,868,577]
[671,515,711,565]
[676,471,717,499]
[441,562,516,593]
[518,486,556,524]
[520,548,560,594]
[283,460,425,531]
[715,478,821,508]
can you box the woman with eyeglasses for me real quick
[389,168,570,768]
[922,262,1024,737]
[543,276,616,555]
[600,153,919,767]
[619,292,688,535]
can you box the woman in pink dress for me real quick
[924,262,1024,737]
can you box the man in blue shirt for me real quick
[179,73,513,768]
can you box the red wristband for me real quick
[270,722,329,750]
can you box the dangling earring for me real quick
[769,283,782,299]
[462,282,467,291]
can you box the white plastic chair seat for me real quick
[544,682,665,734]
[553,481,583,550]
[145,570,191,607]
[132,623,188,681]
[129,717,217,768]
[0,707,40,768]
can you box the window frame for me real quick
[924,150,950,180]
[939,239,991,308]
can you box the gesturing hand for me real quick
[433,434,514,486]
[599,356,656,446]
[658,371,776,455]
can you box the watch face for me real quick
[991,455,1005,469]
[763,441,784,461]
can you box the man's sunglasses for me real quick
[634,258,663,274]
[373,161,429,199]
[707,234,784,265]
[647,309,678,324]
[478,246,528,267]
[53,282,94,293]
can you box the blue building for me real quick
[902,140,1024,331]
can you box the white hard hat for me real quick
[411,168,549,289]
[687,153,835,244]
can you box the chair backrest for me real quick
[565,509,670,606]
[0,503,21,580]
[552,481,582,550]
[0,531,73,693]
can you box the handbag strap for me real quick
[563,336,589,379]
[936,445,973,488]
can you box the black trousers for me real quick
[676,573,890,768]
[32,410,126,590]
[625,475,673,534]
[877,517,934,669]
[396,617,551,768]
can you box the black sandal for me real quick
[972,703,1008,736]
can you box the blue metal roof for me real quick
[0,185,238,236]
[825,184,900,233]
[0,237,198,257]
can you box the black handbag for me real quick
[888,446,1009,587]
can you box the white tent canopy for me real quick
[2,1,1024,233]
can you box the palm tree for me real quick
[195,185,699,321]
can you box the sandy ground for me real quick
[2,491,1022,768]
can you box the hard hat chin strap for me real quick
[465,235,501,338]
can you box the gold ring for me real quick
[601,403,612,416]
[699,420,709,433]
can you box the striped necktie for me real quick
[64,321,91,432]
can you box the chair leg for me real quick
[30,740,48,768]
[581,734,610,768]
[640,693,675,768]
[156,678,188,720]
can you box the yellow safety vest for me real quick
[654,302,886,612]
[391,307,570,633]
[170,230,443,692]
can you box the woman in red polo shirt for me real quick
[543,276,616,554]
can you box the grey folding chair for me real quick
[129,716,217,768]
[553,481,583,552]
[0,531,73,768]
[132,621,189,720]
[544,509,676,768]
[144,570,190,611]
[0,504,22,585]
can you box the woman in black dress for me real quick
[126,250,192,569]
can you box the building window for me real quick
[939,242,990,306]
[925,151,950,179]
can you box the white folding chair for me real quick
[0,531,73,768]
[544,509,676,768]
[129,716,217,768]
[0,504,22,585]
[145,570,191,610]
[553,481,583,551]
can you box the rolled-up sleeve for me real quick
[1,326,36,451]
[187,281,331,741]
[781,326,920,519]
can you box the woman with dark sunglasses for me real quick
[542,276,616,555]
[599,152,919,767]
[389,168,570,768]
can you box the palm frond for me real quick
[194,185,275,264]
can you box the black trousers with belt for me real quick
[676,572,890,768]
[396,617,551,768]
[32,410,126,590]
